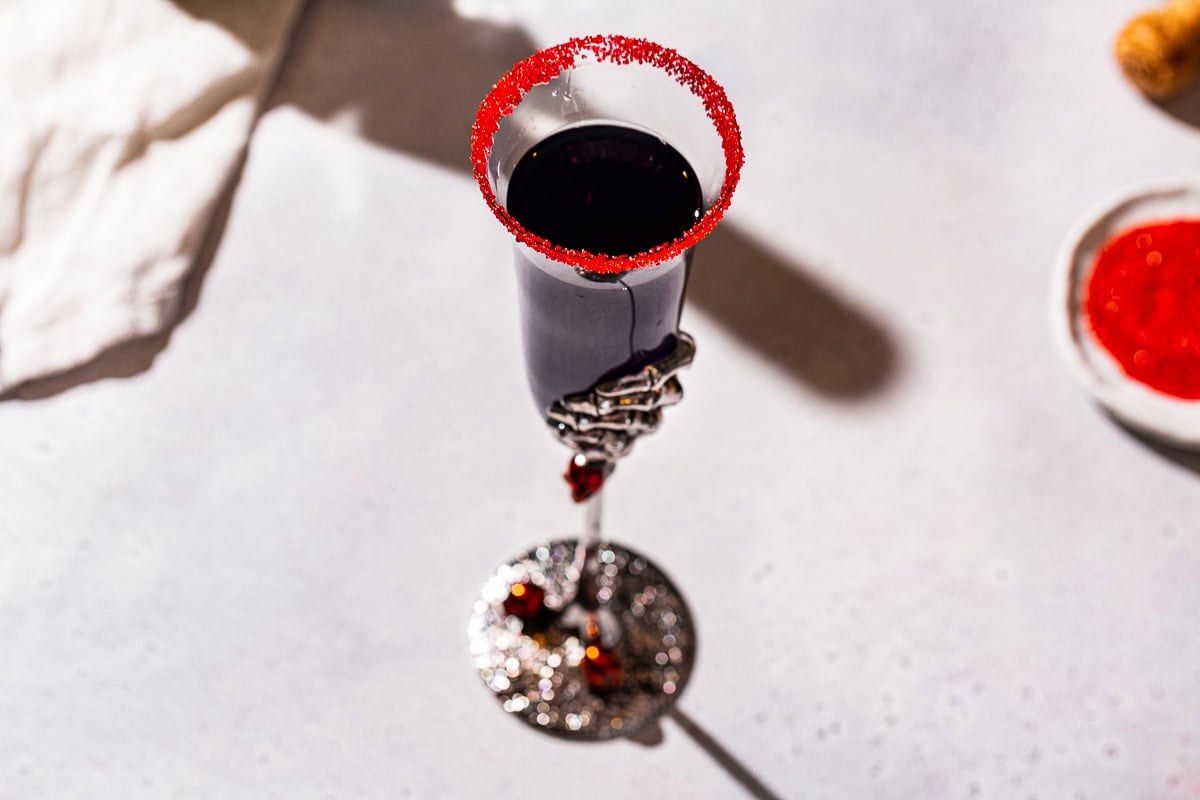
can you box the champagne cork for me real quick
[1115,0,1200,99]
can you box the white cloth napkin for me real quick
[0,0,299,391]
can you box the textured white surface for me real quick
[3,1,1200,798]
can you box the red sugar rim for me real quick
[470,34,744,275]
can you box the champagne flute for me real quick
[467,35,742,740]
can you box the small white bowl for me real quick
[1051,182,1200,449]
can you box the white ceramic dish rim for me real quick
[1050,181,1200,450]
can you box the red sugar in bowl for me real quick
[1053,183,1200,449]
[1083,218,1200,400]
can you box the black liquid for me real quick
[507,124,703,256]
[505,124,703,413]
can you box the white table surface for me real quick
[5,1,1200,797]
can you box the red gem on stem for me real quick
[581,643,623,692]
[502,581,545,620]
[565,458,606,503]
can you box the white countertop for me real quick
[4,1,1200,797]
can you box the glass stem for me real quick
[584,489,604,549]
[574,489,603,605]
[576,488,620,647]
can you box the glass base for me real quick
[467,539,695,740]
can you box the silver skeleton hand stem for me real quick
[545,331,696,465]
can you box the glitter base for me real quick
[467,539,695,740]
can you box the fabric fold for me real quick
[0,0,301,391]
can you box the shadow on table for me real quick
[691,226,895,400]
[1158,78,1200,129]
[1113,416,1200,476]
[581,708,786,799]
[666,709,788,800]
